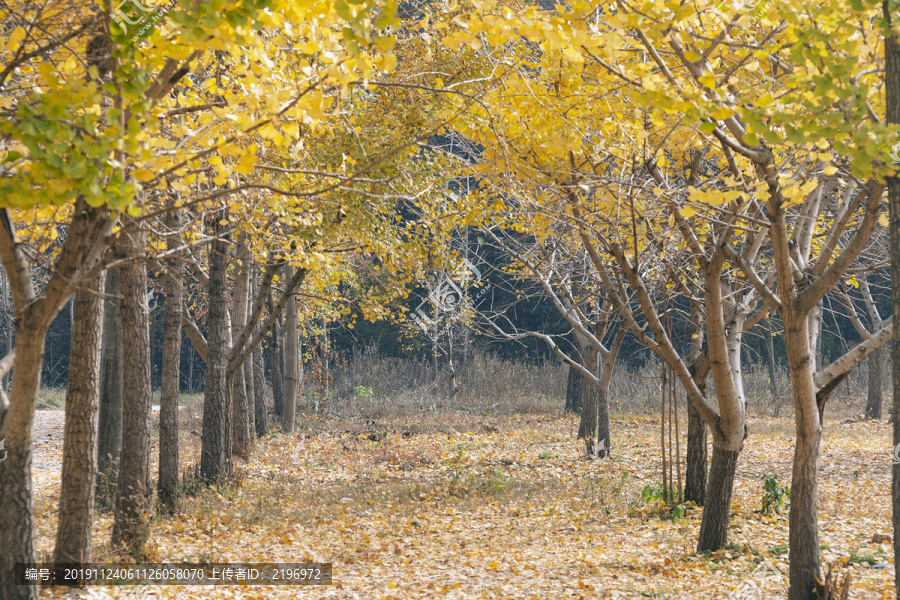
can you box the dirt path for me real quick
[32,410,65,472]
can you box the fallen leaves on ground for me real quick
[31,411,896,599]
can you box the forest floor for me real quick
[30,401,895,599]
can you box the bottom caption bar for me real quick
[15,563,332,585]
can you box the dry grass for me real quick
[35,346,887,423]
[326,348,567,418]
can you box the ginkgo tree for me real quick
[0,0,415,593]
[405,0,897,598]
[391,0,759,546]
[601,3,895,598]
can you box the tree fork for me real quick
[0,200,112,600]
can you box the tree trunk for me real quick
[866,347,883,420]
[229,238,252,459]
[692,260,746,553]
[200,216,232,483]
[0,200,112,599]
[249,264,267,437]
[726,324,746,409]
[245,345,256,436]
[685,316,710,507]
[0,316,47,600]
[282,265,298,434]
[96,268,123,509]
[246,263,259,436]
[227,369,248,456]
[158,218,182,512]
[684,400,708,506]
[565,364,584,413]
[270,313,284,419]
[766,317,779,399]
[784,312,823,600]
[186,341,194,394]
[462,324,469,365]
[885,2,900,596]
[0,269,10,393]
[322,318,329,400]
[789,418,822,600]
[253,340,267,437]
[54,272,105,565]
[578,345,608,456]
[697,445,739,550]
[112,228,152,553]
[894,252,900,599]
[433,338,439,387]
[244,361,255,435]
[811,301,824,373]
[577,327,624,458]
[578,345,609,436]
[448,334,457,400]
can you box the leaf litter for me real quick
[31,412,895,599]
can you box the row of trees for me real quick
[392,1,899,598]
[0,0,485,597]
[3,0,900,599]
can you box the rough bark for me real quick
[0,201,113,599]
[111,228,153,553]
[200,215,232,483]
[578,326,625,458]
[684,347,710,508]
[866,347,884,420]
[0,318,45,600]
[565,364,584,413]
[0,270,10,393]
[697,446,740,550]
[772,203,824,599]
[158,215,182,512]
[270,313,284,419]
[253,341,267,437]
[577,345,604,447]
[685,314,710,507]
[226,369,246,455]
[789,416,822,600]
[245,342,256,436]
[96,268,123,509]
[685,400,707,506]
[282,265,298,434]
[247,263,259,436]
[54,271,104,565]
[229,238,252,459]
